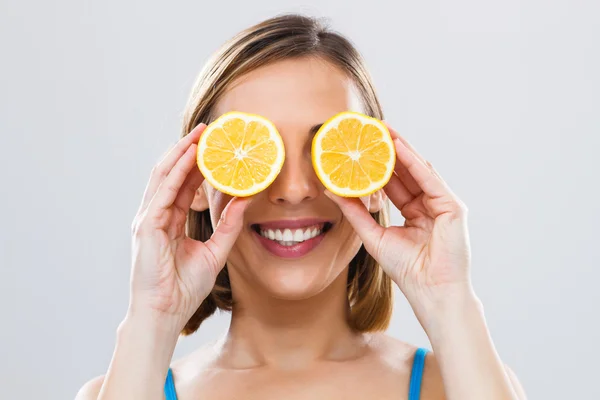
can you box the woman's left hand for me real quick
[325,123,474,327]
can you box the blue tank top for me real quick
[165,347,429,399]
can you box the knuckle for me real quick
[150,165,167,180]
[182,183,196,197]
[166,183,179,196]
[453,200,468,216]
[131,212,154,237]
[425,161,441,178]
[130,218,139,235]
[132,219,147,237]
[203,241,222,277]
[131,223,144,238]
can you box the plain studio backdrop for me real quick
[1,0,598,398]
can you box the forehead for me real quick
[213,57,363,126]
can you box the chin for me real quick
[256,264,337,301]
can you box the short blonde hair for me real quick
[180,13,393,335]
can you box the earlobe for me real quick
[363,189,387,213]
[190,183,210,212]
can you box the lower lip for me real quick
[253,230,327,259]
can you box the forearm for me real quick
[423,288,520,400]
[98,314,180,400]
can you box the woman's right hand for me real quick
[128,123,251,331]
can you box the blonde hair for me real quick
[180,13,393,335]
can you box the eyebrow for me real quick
[309,123,324,136]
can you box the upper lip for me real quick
[251,218,333,230]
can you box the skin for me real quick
[76,56,527,399]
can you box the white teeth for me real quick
[259,225,325,244]
[303,228,312,241]
[293,229,304,241]
[282,229,293,241]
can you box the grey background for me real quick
[1,0,598,398]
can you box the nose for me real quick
[266,145,320,206]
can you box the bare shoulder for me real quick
[370,333,446,400]
[419,350,446,400]
[371,334,527,400]
[73,340,221,400]
[75,375,105,400]
[167,339,224,394]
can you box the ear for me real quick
[360,189,387,213]
[190,182,210,212]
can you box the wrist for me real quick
[98,313,180,400]
[120,310,183,342]
[411,283,483,338]
[115,313,180,373]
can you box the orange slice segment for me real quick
[197,111,285,197]
[312,111,395,197]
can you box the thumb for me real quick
[203,196,253,269]
[324,190,385,259]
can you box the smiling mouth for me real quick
[251,222,333,247]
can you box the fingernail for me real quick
[218,209,227,224]
[192,122,207,133]
[219,199,234,224]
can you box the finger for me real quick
[138,123,206,213]
[383,174,414,211]
[394,160,422,196]
[393,138,449,199]
[148,143,199,212]
[173,162,204,211]
[203,196,254,272]
[324,190,385,258]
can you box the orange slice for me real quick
[196,111,285,197]
[312,111,396,197]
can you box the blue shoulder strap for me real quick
[408,347,429,400]
[164,368,178,400]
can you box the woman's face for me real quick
[202,56,371,300]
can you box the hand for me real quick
[325,123,473,327]
[129,123,252,331]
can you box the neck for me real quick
[217,271,370,370]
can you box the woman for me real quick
[77,14,527,400]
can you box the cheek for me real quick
[226,233,253,271]
[342,230,364,264]
[327,219,364,267]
